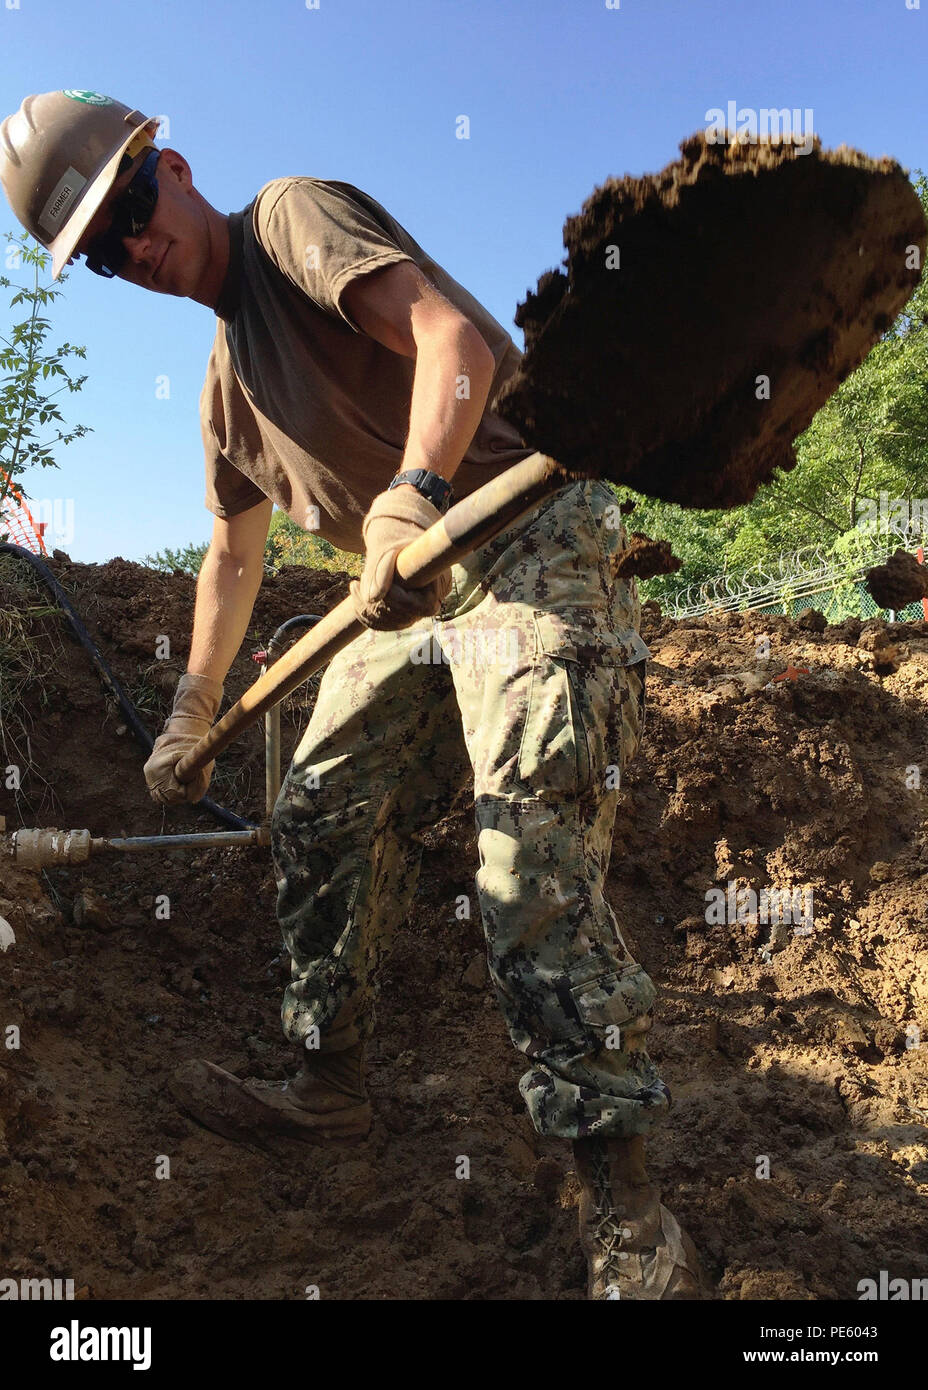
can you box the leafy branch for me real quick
[0,231,91,530]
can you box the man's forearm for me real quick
[400,323,497,485]
[187,545,264,684]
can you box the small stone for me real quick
[4,1161,29,1186]
[835,1015,870,1056]
[72,891,113,932]
[461,954,487,990]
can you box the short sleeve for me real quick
[200,340,269,519]
[204,443,267,519]
[254,178,416,331]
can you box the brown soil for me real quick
[2,557,928,1301]
[612,532,682,581]
[497,133,927,507]
[867,548,928,612]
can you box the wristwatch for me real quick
[388,468,454,514]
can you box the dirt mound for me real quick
[867,548,928,612]
[497,133,926,507]
[2,558,928,1300]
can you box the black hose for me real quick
[267,613,322,658]
[0,542,257,831]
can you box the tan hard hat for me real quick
[0,90,160,279]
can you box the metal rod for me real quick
[266,700,281,818]
[9,825,271,869]
[92,829,271,853]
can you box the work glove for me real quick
[144,672,224,805]
[349,488,452,631]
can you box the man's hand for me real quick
[349,486,452,631]
[144,672,224,805]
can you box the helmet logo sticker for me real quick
[62,90,113,106]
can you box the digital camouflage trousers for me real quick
[270,474,671,1140]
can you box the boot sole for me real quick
[170,1060,372,1146]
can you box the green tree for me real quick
[264,509,361,576]
[145,510,362,577]
[144,540,211,574]
[0,232,91,529]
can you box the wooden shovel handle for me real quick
[175,453,574,782]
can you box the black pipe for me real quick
[0,542,257,831]
[267,613,322,658]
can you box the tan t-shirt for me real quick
[200,177,534,551]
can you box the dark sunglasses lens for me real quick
[110,187,153,240]
[86,232,125,277]
[85,151,159,278]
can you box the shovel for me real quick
[9,132,925,861]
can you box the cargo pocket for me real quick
[568,952,657,1050]
[518,612,650,798]
[516,613,590,797]
[621,657,648,770]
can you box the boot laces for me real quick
[590,1142,633,1292]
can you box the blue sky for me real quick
[1,0,925,563]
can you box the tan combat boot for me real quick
[572,1134,709,1299]
[170,1042,371,1145]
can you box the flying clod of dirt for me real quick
[497,132,927,509]
[865,548,928,612]
[795,608,827,633]
[613,532,682,581]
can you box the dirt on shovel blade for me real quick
[497,132,927,508]
[866,549,928,612]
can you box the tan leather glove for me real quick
[144,672,224,805]
[349,487,452,631]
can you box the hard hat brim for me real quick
[49,117,158,280]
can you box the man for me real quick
[1,90,705,1299]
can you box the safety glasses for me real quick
[85,147,160,278]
